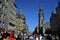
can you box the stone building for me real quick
[16,10,28,33]
[50,2,60,33]
[50,1,60,34]
[0,0,29,34]
[43,22,51,34]
[50,12,58,32]
[50,1,60,40]
[0,0,17,31]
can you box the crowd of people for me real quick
[0,32,44,40]
[0,31,17,40]
[0,30,52,40]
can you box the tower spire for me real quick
[20,10,23,14]
[38,4,44,34]
[39,4,42,11]
[39,4,44,27]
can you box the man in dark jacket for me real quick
[16,35,21,40]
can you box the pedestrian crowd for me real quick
[0,31,52,40]
[0,32,45,40]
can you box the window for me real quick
[14,3,17,8]
[9,22,15,26]
[3,14,6,19]
[1,14,3,19]
[3,22,5,24]
[0,12,3,18]
[0,1,2,4]
[5,6,7,9]
[7,2,8,5]
[10,12,15,16]
[5,0,8,5]
[0,13,2,18]
[11,6,15,11]
[3,6,5,10]
[3,17,5,19]
[4,14,6,16]
[0,21,1,23]
[5,0,6,2]
[23,22,25,24]
[7,0,8,2]
[5,0,8,2]
[0,1,2,8]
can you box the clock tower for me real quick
[38,5,44,34]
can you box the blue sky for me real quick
[15,0,59,32]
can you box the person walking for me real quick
[16,35,21,40]
[29,35,35,40]
[36,36,39,40]
[0,33,2,40]
[2,32,10,40]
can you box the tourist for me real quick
[36,36,39,40]
[29,35,35,40]
[39,34,43,40]
[16,35,21,40]
[0,33,2,40]
[2,32,10,40]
